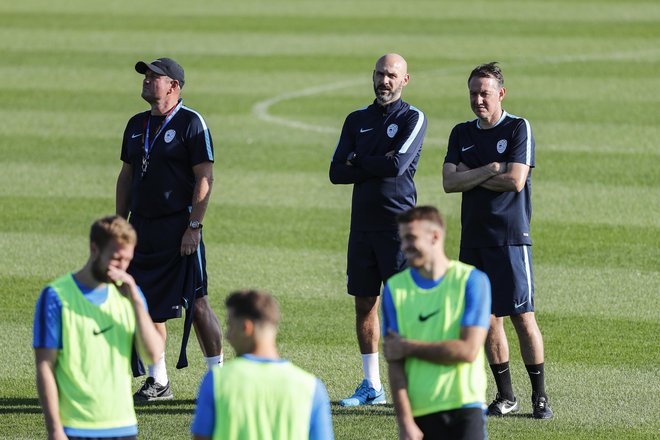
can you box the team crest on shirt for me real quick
[387,124,398,138]
[496,139,507,153]
[164,129,176,143]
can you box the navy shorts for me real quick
[129,210,208,322]
[346,230,406,297]
[460,245,534,317]
[414,407,487,440]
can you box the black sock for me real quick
[525,363,547,399]
[490,362,515,401]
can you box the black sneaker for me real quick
[487,393,519,416]
[532,394,553,419]
[133,377,173,402]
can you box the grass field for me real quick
[1,0,659,438]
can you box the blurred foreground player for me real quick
[192,290,334,440]
[383,206,491,440]
[33,216,164,439]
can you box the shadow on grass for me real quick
[134,399,196,415]
[330,401,395,417]
[0,397,42,414]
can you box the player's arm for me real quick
[309,379,335,440]
[116,162,133,218]
[35,348,67,440]
[388,360,424,440]
[107,267,164,364]
[477,162,529,192]
[358,110,427,177]
[329,117,374,184]
[182,161,213,256]
[384,326,487,364]
[442,161,504,193]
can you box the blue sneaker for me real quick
[339,379,386,406]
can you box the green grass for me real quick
[1,0,659,438]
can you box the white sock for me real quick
[205,354,223,369]
[362,353,381,390]
[148,353,168,385]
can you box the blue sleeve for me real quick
[509,118,535,167]
[329,116,374,184]
[359,109,427,177]
[381,283,399,335]
[136,286,149,313]
[33,287,62,349]
[191,370,215,436]
[461,270,492,329]
[309,379,334,440]
[187,110,215,164]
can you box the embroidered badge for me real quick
[164,129,176,144]
[387,124,398,138]
[496,139,507,153]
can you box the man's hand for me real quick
[384,329,409,362]
[181,228,201,256]
[399,421,424,440]
[106,266,143,305]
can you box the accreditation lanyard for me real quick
[141,100,183,179]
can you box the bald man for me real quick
[330,53,428,406]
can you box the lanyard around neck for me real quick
[144,100,183,156]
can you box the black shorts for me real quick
[460,245,534,317]
[414,407,487,440]
[129,210,208,322]
[346,230,406,297]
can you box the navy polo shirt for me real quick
[444,111,535,248]
[329,99,427,231]
[120,101,214,218]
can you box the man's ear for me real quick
[243,319,255,337]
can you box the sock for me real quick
[148,353,168,386]
[205,354,224,369]
[362,353,381,390]
[525,363,547,398]
[490,362,515,401]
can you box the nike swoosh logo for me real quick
[461,145,475,152]
[93,325,113,335]
[498,368,509,374]
[131,133,142,139]
[418,310,440,322]
[514,301,528,309]
[360,128,374,133]
[529,371,541,375]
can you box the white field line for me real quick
[252,49,660,143]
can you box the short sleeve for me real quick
[33,287,63,349]
[191,370,215,436]
[461,270,492,329]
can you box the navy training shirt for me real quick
[121,101,214,218]
[444,111,535,248]
[329,99,427,231]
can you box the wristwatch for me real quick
[188,220,203,230]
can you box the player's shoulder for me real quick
[503,111,531,127]
[346,104,372,118]
[126,110,149,126]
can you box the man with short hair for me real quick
[116,57,223,401]
[33,215,164,439]
[191,290,334,440]
[383,206,491,440]
[442,62,553,419]
[329,53,427,406]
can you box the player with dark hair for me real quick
[191,290,334,440]
[116,57,223,401]
[33,216,164,439]
[443,62,553,419]
[383,205,491,440]
[329,53,427,406]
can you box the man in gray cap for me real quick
[116,57,223,401]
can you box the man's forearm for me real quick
[443,162,502,193]
[190,174,212,222]
[35,354,64,437]
[388,361,421,438]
